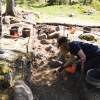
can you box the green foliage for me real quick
[47,0,68,5]
[91,1,100,11]
[2,0,100,24]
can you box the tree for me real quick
[69,0,71,5]
[48,0,56,5]
[90,0,93,4]
[83,0,86,5]
[6,0,17,16]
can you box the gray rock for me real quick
[13,82,33,100]
[45,45,53,51]
[0,49,21,61]
[50,59,63,67]
[10,19,22,24]
[38,33,47,40]
[0,47,5,54]
[36,51,45,59]
[2,16,10,24]
[56,25,60,31]
[3,73,12,83]
[41,39,50,44]
[69,13,75,17]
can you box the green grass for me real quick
[2,1,100,23]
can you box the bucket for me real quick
[86,69,100,92]
[83,26,91,33]
[22,28,31,37]
[10,26,19,35]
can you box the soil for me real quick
[1,15,100,100]
[24,23,100,100]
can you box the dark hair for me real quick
[58,36,69,48]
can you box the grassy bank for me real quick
[2,0,100,23]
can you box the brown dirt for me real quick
[1,15,100,100]
[25,23,100,100]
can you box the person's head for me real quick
[58,36,70,56]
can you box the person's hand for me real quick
[57,65,64,73]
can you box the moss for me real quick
[5,55,22,62]
[12,55,22,61]
[0,75,10,89]
[0,75,4,80]
[23,52,32,58]
[0,85,15,100]
[0,65,12,75]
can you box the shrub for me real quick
[91,1,100,11]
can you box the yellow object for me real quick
[79,33,98,41]
[0,65,12,74]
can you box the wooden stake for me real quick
[63,27,65,36]
[22,60,24,79]
[26,45,28,53]
[67,33,68,38]
[33,25,34,36]
[81,58,84,81]
[28,33,31,43]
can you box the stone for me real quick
[41,39,50,44]
[0,49,21,61]
[50,59,63,67]
[45,45,53,51]
[3,73,12,83]
[13,82,33,100]
[47,31,60,39]
[36,51,45,59]
[2,16,10,24]
[38,33,47,40]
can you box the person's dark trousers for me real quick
[75,55,100,74]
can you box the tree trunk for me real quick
[6,0,17,16]
[83,0,86,5]
[69,0,71,5]
[90,0,93,4]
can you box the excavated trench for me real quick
[24,23,100,100]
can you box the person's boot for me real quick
[65,64,77,73]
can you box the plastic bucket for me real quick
[83,26,91,33]
[86,69,100,92]
[22,28,31,37]
[10,26,19,35]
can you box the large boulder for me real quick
[2,16,10,25]
[50,59,63,68]
[38,33,47,40]
[13,82,33,100]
